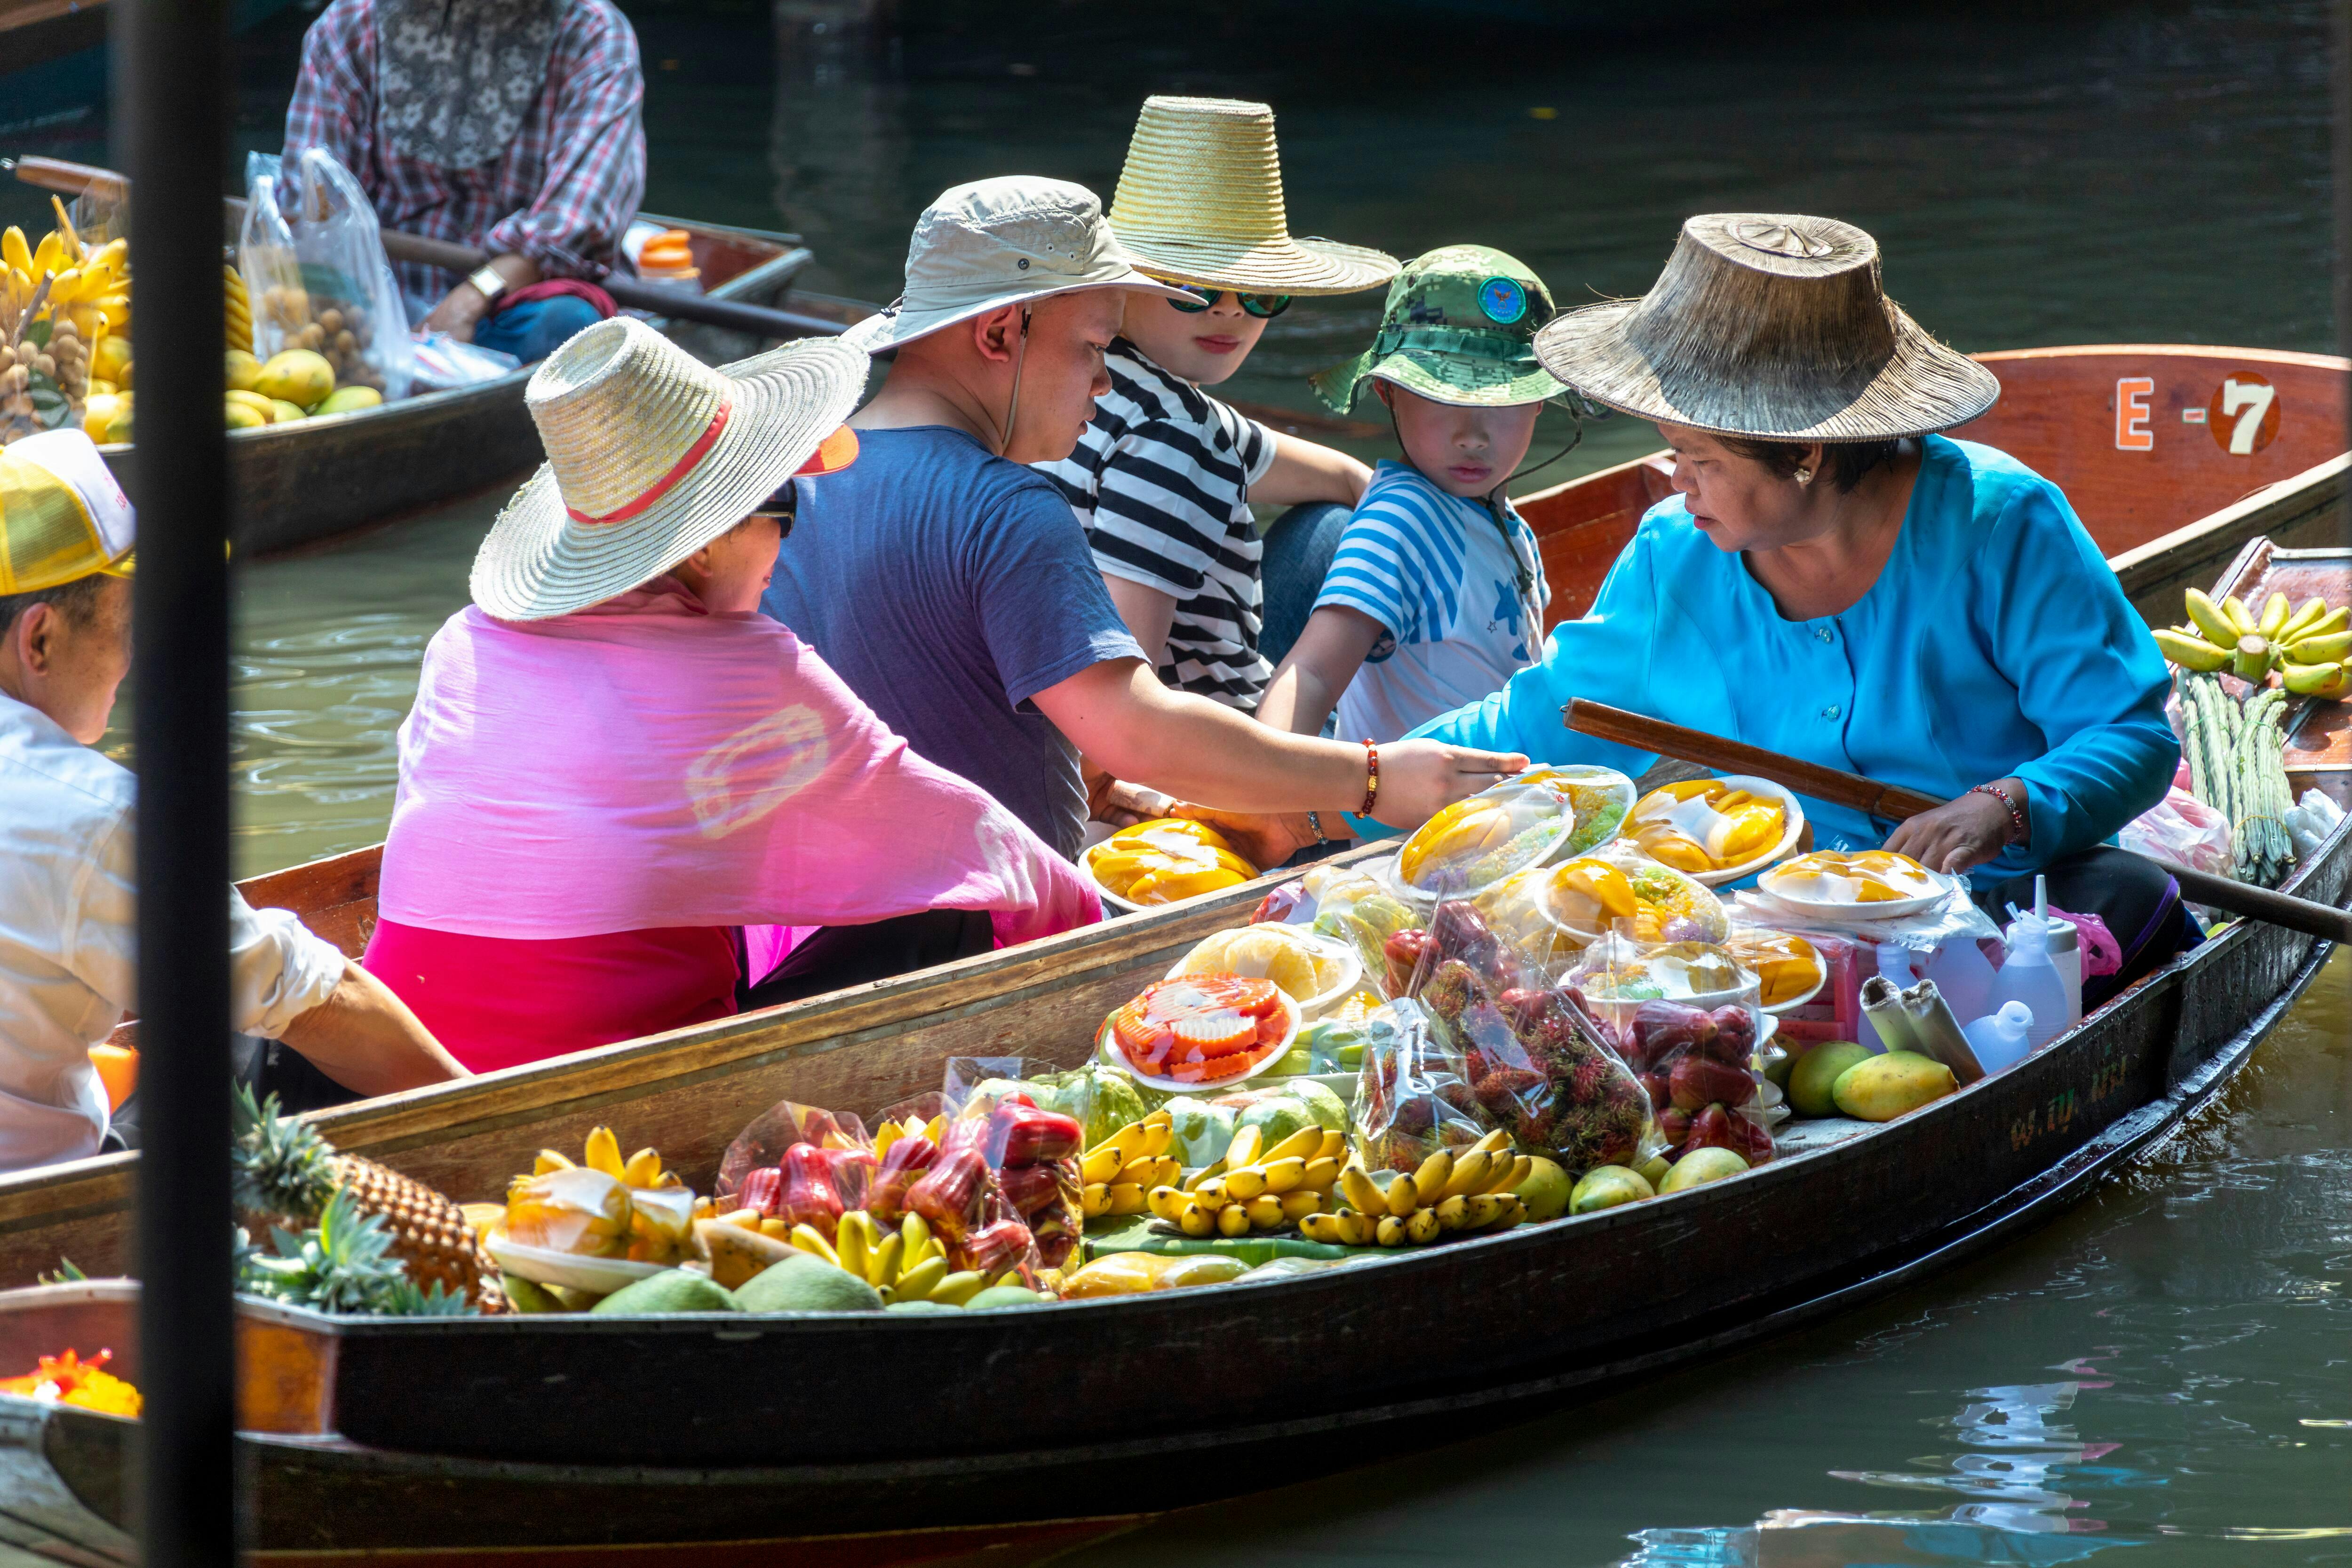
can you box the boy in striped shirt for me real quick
[1258,246,1571,744]
[1039,96,1397,714]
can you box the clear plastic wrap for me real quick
[242,149,413,401]
[1471,840,1730,977]
[1390,764,1637,902]
[1170,921,1361,1015]
[1625,775,1804,884]
[1350,997,1495,1173]
[1727,888,2002,1051]
[1565,933,1778,1167]
[712,1101,874,1242]
[936,1059,1083,1274]
[1299,861,1426,998]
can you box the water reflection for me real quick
[1619,1382,2144,1567]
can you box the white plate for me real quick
[484,1228,670,1296]
[1096,985,1304,1093]
[1685,776,1809,887]
[1079,839,1259,916]
[1165,930,1364,1019]
[1757,868,1961,924]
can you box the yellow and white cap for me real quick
[0,430,135,594]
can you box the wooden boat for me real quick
[87,219,842,558]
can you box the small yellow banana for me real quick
[1261,1156,1306,1195]
[1375,1214,1406,1246]
[1226,1125,1264,1170]
[1246,1195,1284,1230]
[582,1127,624,1178]
[894,1255,948,1302]
[2,227,31,278]
[930,1270,986,1307]
[1385,1174,1420,1218]
[867,1232,903,1288]
[621,1148,663,1188]
[1487,1155,1531,1195]
[1410,1150,1454,1199]
[836,1210,871,1279]
[2258,591,2291,638]
[874,1122,901,1161]
[2221,594,2257,638]
[1178,1200,1215,1238]
[2184,588,2240,649]
[1107,1182,1148,1216]
[789,1224,838,1266]
[1406,1208,1443,1244]
[1279,1189,1322,1222]
[1440,1149,1493,1200]
[1217,1203,1252,1237]
[1224,1165,1268,1201]
[1081,1147,1124,1185]
[899,1213,931,1263]
[1339,1167,1385,1216]
[1140,1120,1173,1158]
[1300,1212,1346,1243]
[1299,1156,1340,1193]
[1435,1194,1471,1230]
[532,1149,575,1175]
[1147,1185,1186,1221]
[1472,1128,1511,1156]
[2153,628,2231,672]
[1318,1128,1346,1161]
[1265,1126,1324,1164]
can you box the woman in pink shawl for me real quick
[363,319,1099,1072]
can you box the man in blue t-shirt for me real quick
[763,176,1526,863]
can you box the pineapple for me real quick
[232,1086,504,1312]
[238,1187,473,1317]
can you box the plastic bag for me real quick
[934,1059,1082,1273]
[1566,932,1777,1165]
[1625,776,1802,882]
[2119,785,2237,878]
[1170,921,1359,1015]
[2282,788,2346,863]
[410,330,520,389]
[712,1101,873,1240]
[1351,997,1495,1173]
[1301,860,1424,998]
[1391,764,1637,902]
[1472,840,1730,979]
[243,149,412,401]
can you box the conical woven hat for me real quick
[472,318,867,621]
[1533,214,1999,442]
[1107,96,1398,297]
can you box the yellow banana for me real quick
[1226,1125,1264,1170]
[2153,628,2232,672]
[582,1127,624,1177]
[1147,1184,1186,1221]
[2277,597,2330,643]
[1081,1147,1124,1185]
[2282,661,2352,700]
[31,231,64,278]
[1464,1193,1509,1228]
[1406,1208,1443,1244]
[1195,1176,1229,1208]
[2184,589,2241,649]
[1178,1198,1216,1237]
[1375,1215,1406,1247]
[789,1224,839,1266]
[1107,1182,1148,1216]
[1409,1150,1454,1200]
[1216,1202,1251,1237]
[1299,1156,1340,1193]
[2258,592,2291,638]
[1435,1194,1471,1230]
[1385,1174,1420,1218]
[1318,1128,1346,1161]
[930,1270,986,1307]
[622,1148,663,1188]
[874,1122,902,1161]
[1300,1212,1346,1243]
[1279,1189,1322,1222]
[1140,1120,1173,1158]
[1471,1128,1512,1156]
[1439,1150,1492,1199]
[2282,630,2352,665]
[44,268,81,306]
[2291,605,2349,645]
[1081,1182,1112,1218]
[2222,594,2257,637]
[867,1231,903,1288]
[1265,1126,1325,1164]
[1116,1154,1161,1188]
[836,1210,871,1279]
[1224,1165,1268,1201]
[532,1149,574,1175]
[1336,1211,1376,1245]
[1246,1195,1284,1230]
[2,227,30,278]
[1261,1156,1306,1195]
[1486,1155,1530,1195]
[1339,1167,1385,1216]
[893,1255,948,1302]
[899,1213,931,1263]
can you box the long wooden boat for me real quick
[0,341,2342,1291]
[86,217,842,558]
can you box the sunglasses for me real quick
[749,479,798,536]
[1165,283,1292,319]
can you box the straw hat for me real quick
[1533,213,2000,442]
[1106,96,1398,296]
[0,429,135,593]
[842,176,1193,355]
[471,318,866,621]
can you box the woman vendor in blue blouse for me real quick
[1407,213,2194,998]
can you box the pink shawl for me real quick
[378,583,1100,948]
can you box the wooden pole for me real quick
[1564,699,2352,946]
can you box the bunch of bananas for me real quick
[794,1210,990,1306]
[1078,1108,1178,1219]
[1299,1131,1530,1246]
[1144,1122,1345,1237]
[2156,589,2350,699]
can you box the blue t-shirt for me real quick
[761,426,1147,859]
[1405,436,2177,887]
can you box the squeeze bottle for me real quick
[1991,876,2074,1051]
[1963,1001,2036,1073]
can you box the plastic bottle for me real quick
[1963,1001,2036,1073]
[1991,876,2075,1051]
[1921,932,1998,1024]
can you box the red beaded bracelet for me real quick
[1359,740,1380,819]
[1969,782,2028,844]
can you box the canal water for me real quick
[16,0,2348,1559]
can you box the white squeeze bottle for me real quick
[1963,1000,2036,1073]
[1992,876,2074,1051]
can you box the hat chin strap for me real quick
[996,306,1034,458]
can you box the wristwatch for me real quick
[466,264,510,304]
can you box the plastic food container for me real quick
[1166,924,1363,1018]
[1724,929,1827,1014]
[1626,774,1806,887]
[1080,818,1259,912]
[1389,764,1637,904]
[1759,850,1957,921]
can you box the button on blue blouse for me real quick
[1399,436,2178,887]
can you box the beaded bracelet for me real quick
[1306,810,1331,847]
[1969,782,2028,844]
[1359,740,1380,818]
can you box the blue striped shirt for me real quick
[1313,461,1548,742]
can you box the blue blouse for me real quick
[1399,436,2177,887]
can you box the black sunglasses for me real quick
[1166,283,1292,319]
[749,478,798,536]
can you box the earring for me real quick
[1793,466,1814,485]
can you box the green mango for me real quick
[590,1269,739,1315]
[1789,1041,1874,1117]
[735,1253,882,1313]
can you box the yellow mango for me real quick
[1831,1051,1956,1122]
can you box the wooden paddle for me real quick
[1564,697,2352,945]
[7,154,847,342]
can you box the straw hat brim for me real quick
[1114,233,1400,297]
[1310,349,1569,415]
[1532,295,1999,442]
[841,275,1195,355]
[470,336,870,621]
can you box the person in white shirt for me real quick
[0,430,463,1173]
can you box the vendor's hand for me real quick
[1168,804,1323,872]
[1370,740,1528,832]
[420,282,489,343]
[1089,774,1175,829]
[1883,788,2015,876]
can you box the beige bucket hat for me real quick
[471,318,866,621]
[842,176,1193,356]
[1533,213,1999,442]
[1107,96,1398,297]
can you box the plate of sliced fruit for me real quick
[1081,818,1261,911]
[1723,929,1828,1014]
[1626,774,1806,887]
[1165,922,1362,1018]
[1758,849,1957,921]
[1097,974,1304,1093]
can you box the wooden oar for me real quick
[8,154,847,342]
[1565,697,2352,945]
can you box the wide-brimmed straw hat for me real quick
[471,318,866,621]
[1311,244,1570,412]
[842,176,1193,356]
[1533,213,1999,442]
[0,428,136,592]
[1106,96,1398,297]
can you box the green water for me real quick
[13,0,2348,1558]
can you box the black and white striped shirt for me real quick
[1037,339,1279,710]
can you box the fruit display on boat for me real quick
[1723,929,1827,1009]
[1627,776,1798,880]
[1392,765,1636,899]
[2156,587,2351,696]
[0,1347,142,1416]
[1761,848,1941,907]
[231,1085,503,1311]
[1102,974,1302,1088]
[1146,1121,1344,1237]
[1083,817,1260,906]
[1171,922,1356,1008]
[1299,1130,1528,1246]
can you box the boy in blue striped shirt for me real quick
[1258,246,1570,743]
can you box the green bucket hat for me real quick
[1310,244,1571,414]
